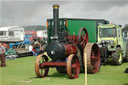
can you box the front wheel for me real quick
[67,54,80,79]
[35,53,49,78]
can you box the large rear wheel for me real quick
[84,43,100,73]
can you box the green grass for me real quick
[0,56,128,85]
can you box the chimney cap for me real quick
[53,4,59,8]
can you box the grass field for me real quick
[0,56,128,85]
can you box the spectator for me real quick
[0,43,6,67]
[29,44,37,56]
[29,44,33,52]
[33,40,41,56]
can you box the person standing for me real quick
[0,43,6,67]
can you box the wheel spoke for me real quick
[81,40,84,45]
[83,36,86,40]
[73,68,77,75]
[83,42,85,47]
[41,69,43,75]
[72,64,77,68]
[91,56,95,60]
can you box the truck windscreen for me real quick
[99,28,117,37]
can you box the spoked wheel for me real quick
[78,28,88,50]
[35,53,49,78]
[67,54,80,79]
[84,43,100,73]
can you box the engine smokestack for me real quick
[52,4,59,39]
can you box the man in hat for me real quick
[0,43,6,67]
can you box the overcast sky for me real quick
[1,0,128,27]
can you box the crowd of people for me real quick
[29,38,44,56]
[0,38,45,67]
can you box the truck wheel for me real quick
[125,43,128,61]
[111,47,122,65]
[100,46,108,65]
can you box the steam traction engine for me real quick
[35,4,100,79]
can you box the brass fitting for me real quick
[53,4,59,9]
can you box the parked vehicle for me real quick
[0,26,24,43]
[98,24,128,65]
[24,31,37,44]
[0,26,32,57]
[35,4,100,79]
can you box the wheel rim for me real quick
[116,47,122,65]
[67,54,80,79]
[118,53,122,63]
[78,28,88,50]
[76,45,84,72]
[35,53,49,78]
[84,43,100,73]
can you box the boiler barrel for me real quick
[64,44,77,55]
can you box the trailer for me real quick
[0,26,24,43]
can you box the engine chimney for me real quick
[52,4,59,39]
